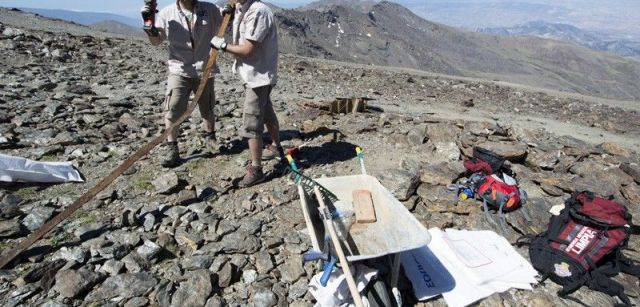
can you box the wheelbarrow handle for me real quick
[286,154,301,182]
[355,147,366,175]
[314,186,365,307]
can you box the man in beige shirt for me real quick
[142,0,225,167]
[210,0,283,187]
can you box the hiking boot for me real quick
[203,132,219,154]
[239,165,265,187]
[262,144,285,161]
[161,141,181,168]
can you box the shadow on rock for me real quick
[296,141,358,168]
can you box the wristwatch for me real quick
[220,42,227,51]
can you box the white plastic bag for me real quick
[0,154,84,183]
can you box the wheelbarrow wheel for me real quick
[365,278,393,307]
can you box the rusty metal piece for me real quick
[330,97,367,114]
[300,97,371,114]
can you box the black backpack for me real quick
[517,191,640,306]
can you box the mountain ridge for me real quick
[15,7,139,27]
[274,1,640,100]
[477,20,640,59]
[90,20,144,38]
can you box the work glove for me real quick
[221,3,235,16]
[210,36,227,51]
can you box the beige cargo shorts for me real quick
[164,74,215,122]
[242,85,278,139]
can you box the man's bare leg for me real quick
[165,118,179,142]
[265,119,279,146]
[203,118,215,134]
[249,137,262,165]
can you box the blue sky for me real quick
[0,0,314,17]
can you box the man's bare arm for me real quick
[147,29,166,46]
[223,39,258,58]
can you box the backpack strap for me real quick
[628,224,640,235]
[619,255,640,278]
[548,212,571,239]
[569,208,627,229]
[586,268,633,307]
[482,198,491,220]
[557,274,588,298]
[514,234,536,247]
[498,202,508,233]
[482,199,508,233]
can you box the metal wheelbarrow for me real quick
[291,149,431,306]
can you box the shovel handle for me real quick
[314,187,364,307]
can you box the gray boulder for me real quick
[621,163,640,184]
[22,206,55,231]
[153,172,180,195]
[375,169,420,201]
[251,288,277,307]
[53,268,104,298]
[476,141,528,161]
[86,272,158,302]
[170,269,213,307]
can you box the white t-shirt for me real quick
[232,0,279,88]
[156,1,222,78]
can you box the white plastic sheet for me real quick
[0,154,84,183]
[402,228,538,307]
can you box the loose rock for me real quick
[170,269,213,307]
[86,272,158,302]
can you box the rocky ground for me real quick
[1,9,640,307]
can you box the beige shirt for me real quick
[156,1,222,78]
[232,0,279,88]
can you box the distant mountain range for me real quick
[17,7,140,28]
[478,21,640,59]
[410,1,640,39]
[274,1,640,99]
[90,20,144,37]
[303,0,378,12]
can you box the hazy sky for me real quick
[0,0,315,17]
[1,0,637,34]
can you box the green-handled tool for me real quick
[288,167,339,203]
[355,147,366,175]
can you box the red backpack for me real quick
[519,191,640,306]
[457,147,528,230]
[476,174,525,213]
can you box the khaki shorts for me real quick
[242,85,278,139]
[164,74,215,122]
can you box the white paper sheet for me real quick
[436,228,537,307]
[402,228,537,307]
[0,154,84,183]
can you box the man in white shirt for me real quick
[142,0,224,167]
[210,0,283,187]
